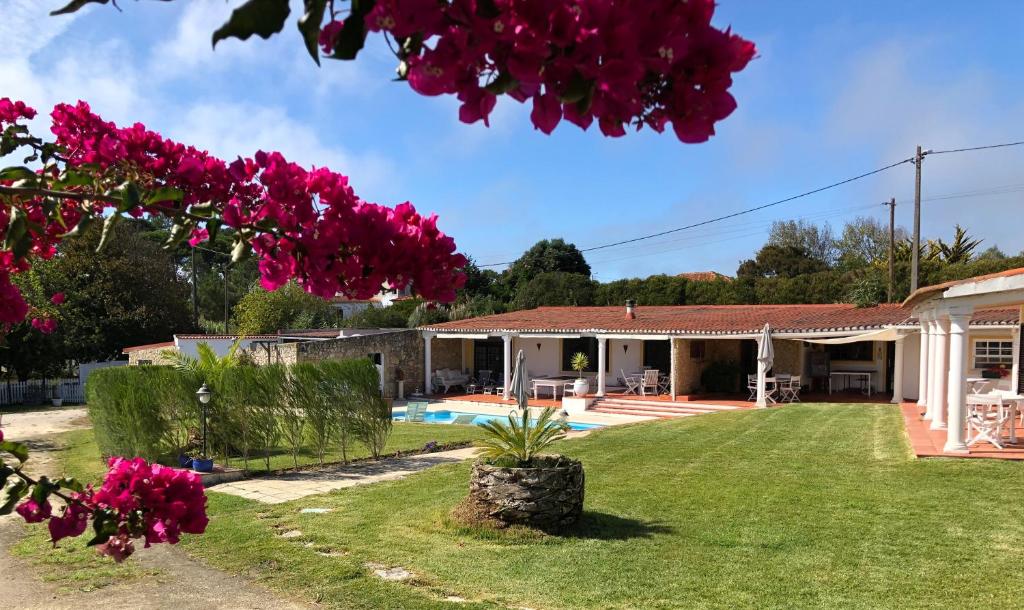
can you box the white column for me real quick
[944,309,972,453]
[917,313,931,408]
[891,336,905,404]
[501,335,512,400]
[1012,317,1021,395]
[423,331,434,395]
[597,337,607,397]
[930,315,950,430]
[926,318,939,419]
[669,339,678,400]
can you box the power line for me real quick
[930,141,1024,155]
[476,156,915,268]
[476,138,1024,269]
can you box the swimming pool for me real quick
[392,409,603,431]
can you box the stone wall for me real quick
[671,339,744,394]
[431,338,464,372]
[127,346,176,366]
[297,329,425,396]
[245,342,300,366]
[773,340,802,377]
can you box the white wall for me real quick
[174,337,264,359]
[900,333,921,401]
[512,337,561,377]
[78,360,126,386]
[608,339,643,383]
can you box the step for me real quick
[590,406,696,419]
[596,400,737,414]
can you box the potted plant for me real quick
[191,454,214,473]
[570,352,590,397]
[468,407,582,530]
[50,385,63,407]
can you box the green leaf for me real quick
[118,182,142,213]
[145,186,184,206]
[206,219,223,243]
[231,238,250,264]
[189,202,215,218]
[484,71,520,95]
[0,440,30,464]
[298,0,328,64]
[0,464,14,490]
[3,207,28,257]
[50,0,109,16]
[0,480,28,516]
[31,476,57,505]
[96,213,120,253]
[331,0,374,60]
[87,508,118,547]
[558,72,594,105]
[61,214,95,239]
[56,477,85,493]
[0,166,37,182]
[212,0,291,48]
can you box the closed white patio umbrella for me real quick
[509,349,529,411]
[756,323,774,408]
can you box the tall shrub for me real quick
[87,367,171,462]
[325,359,393,459]
[290,363,334,466]
[252,364,286,471]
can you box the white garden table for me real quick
[828,371,872,395]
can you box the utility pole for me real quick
[910,145,929,293]
[884,198,896,303]
[223,262,230,335]
[190,247,199,328]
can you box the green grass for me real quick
[178,404,1024,609]
[240,422,486,473]
[8,422,485,596]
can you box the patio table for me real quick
[990,390,1024,444]
[533,377,574,400]
[829,371,872,395]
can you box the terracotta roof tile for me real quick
[122,341,175,353]
[424,304,1021,336]
[903,266,1024,308]
[676,271,733,282]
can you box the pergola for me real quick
[904,268,1024,453]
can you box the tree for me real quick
[737,245,829,279]
[835,217,905,270]
[768,220,837,267]
[233,281,343,335]
[51,1,756,143]
[7,220,193,366]
[937,225,982,264]
[505,239,591,293]
[512,272,597,310]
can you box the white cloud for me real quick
[0,0,81,60]
[149,1,258,77]
[171,101,398,199]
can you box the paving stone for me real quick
[279,530,303,539]
[373,567,412,581]
[299,508,332,514]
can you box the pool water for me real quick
[392,409,603,431]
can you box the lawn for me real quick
[176,403,1024,609]
[9,421,485,594]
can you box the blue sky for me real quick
[2,0,1023,281]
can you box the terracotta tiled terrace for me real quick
[901,403,1024,461]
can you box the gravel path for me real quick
[0,407,313,609]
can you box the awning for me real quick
[802,327,903,345]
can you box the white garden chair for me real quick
[781,375,802,402]
[746,374,758,401]
[620,369,640,395]
[967,394,1012,449]
[640,369,660,396]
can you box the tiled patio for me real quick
[900,402,1024,460]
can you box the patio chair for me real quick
[640,369,660,396]
[657,374,670,395]
[405,401,429,423]
[563,382,575,397]
[620,369,640,395]
[780,375,802,403]
[746,374,757,401]
[967,394,1011,449]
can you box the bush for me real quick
[700,361,742,393]
[327,359,392,459]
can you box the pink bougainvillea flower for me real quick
[97,532,135,563]
[318,19,344,54]
[30,317,58,334]
[50,292,65,305]
[16,499,53,523]
[187,227,209,247]
[530,92,563,135]
[48,498,91,545]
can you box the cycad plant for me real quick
[570,352,589,379]
[477,407,570,467]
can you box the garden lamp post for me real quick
[196,383,212,459]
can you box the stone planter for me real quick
[469,455,584,530]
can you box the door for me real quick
[368,352,384,392]
[642,340,671,374]
[473,339,503,382]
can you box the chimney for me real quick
[625,299,636,319]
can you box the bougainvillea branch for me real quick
[0,98,467,332]
[1,428,208,562]
[51,0,756,142]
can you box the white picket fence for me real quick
[0,378,84,406]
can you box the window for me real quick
[689,340,706,360]
[562,338,599,372]
[974,340,1013,368]
[826,342,874,362]
[137,359,152,366]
